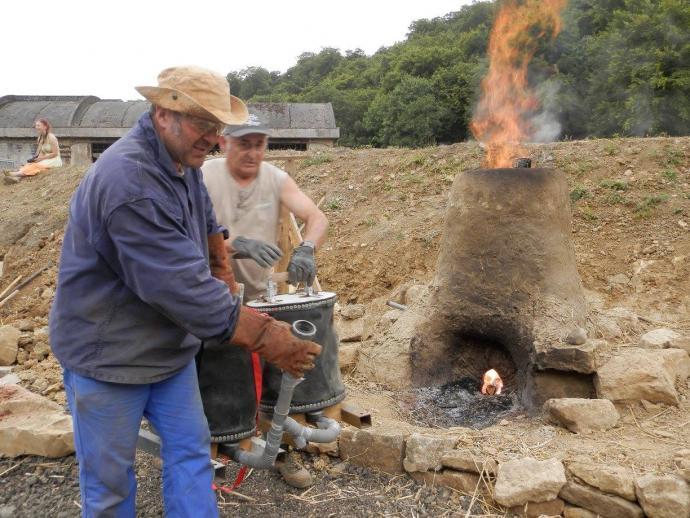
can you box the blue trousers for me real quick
[64,361,218,518]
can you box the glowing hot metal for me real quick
[481,369,504,395]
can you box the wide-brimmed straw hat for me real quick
[136,65,248,125]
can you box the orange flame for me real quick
[471,0,567,168]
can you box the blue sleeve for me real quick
[200,178,227,237]
[104,199,239,342]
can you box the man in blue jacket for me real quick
[49,66,321,517]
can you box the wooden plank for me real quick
[0,275,22,301]
[272,157,322,294]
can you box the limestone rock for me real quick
[33,326,49,343]
[381,310,399,324]
[673,450,690,483]
[17,334,33,347]
[15,319,33,332]
[559,481,644,518]
[0,326,20,366]
[605,307,641,330]
[608,273,630,287]
[536,340,601,374]
[566,327,588,345]
[594,348,684,405]
[338,343,359,373]
[563,505,599,518]
[0,374,20,386]
[404,284,427,306]
[568,462,636,501]
[403,433,455,472]
[670,335,690,354]
[31,342,51,361]
[526,370,595,407]
[659,348,690,384]
[335,316,369,342]
[441,450,497,475]
[411,470,481,494]
[544,398,619,434]
[340,304,365,320]
[508,499,564,518]
[0,385,74,457]
[339,419,414,474]
[494,457,566,507]
[635,474,690,518]
[640,328,682,349]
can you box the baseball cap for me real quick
[223,113,271,138]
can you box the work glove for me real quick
[287,244,317,286]
[208,232,239,294]
[231,236,283,268]
[230,306,321,378]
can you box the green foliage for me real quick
[605,192,625,204]
[364,75,451,147]
[570,185,589,202]
[579,207,598,220]
[227,0,690,147]
[634,194,669,217]
[600,179,629,190]
[325,197,343,211]
[662,169,678,181]
[301,154,333,167]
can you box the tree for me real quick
[364,75,451,147]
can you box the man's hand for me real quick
[287,244,316,286]
[231,236,283,268]
[230,307,321,378]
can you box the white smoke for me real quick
[529,79,562,143]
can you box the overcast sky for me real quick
[2,0,470,101]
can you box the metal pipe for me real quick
[283,414,341,450]
[386,300,407,311]
[225,320,316,469]
[229,372,302,469]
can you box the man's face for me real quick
[154,108,221,169]
[224,134,267,180]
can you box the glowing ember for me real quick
[481,369,504,395]
[470,0,567,168]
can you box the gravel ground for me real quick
[0,452,491,517]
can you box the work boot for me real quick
[276,453,313,489]
[3,175,20,184]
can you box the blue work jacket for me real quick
[49,113,239,383]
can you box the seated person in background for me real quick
[4,118,62,183]
[202,116,328,302]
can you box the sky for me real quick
[2,0,470,101]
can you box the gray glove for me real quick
[231,236,283,268]
[287,245,317,286]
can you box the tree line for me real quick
[227,0,690,147]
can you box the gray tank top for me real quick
[202,158,288,300]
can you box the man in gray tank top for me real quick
[202,115,328,488]
[202,115,328,301]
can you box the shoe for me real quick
[3,175,20,184]
[276,453,313,489]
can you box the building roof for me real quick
[0,96,339,140]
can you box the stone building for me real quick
[0,96,340,169]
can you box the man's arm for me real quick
[103,199,239,342]
[279,176,328,248]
